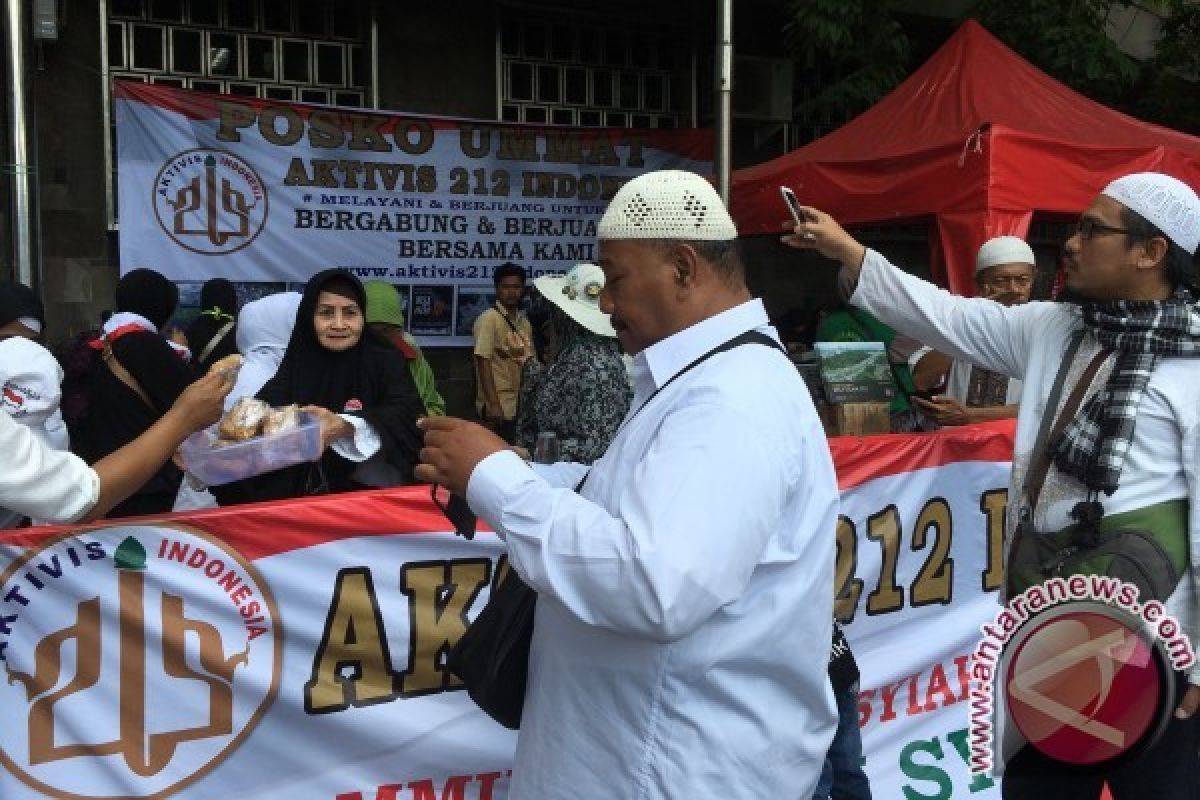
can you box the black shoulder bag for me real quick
[1005,330,1186,603]
[442,329,783,729]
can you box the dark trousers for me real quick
[1002,675,1200,800]
[813,684,872,800]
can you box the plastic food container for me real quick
[180,412,322,486]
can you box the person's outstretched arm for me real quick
[782,211,1038,380]
[86,372,228,520]
[2,372,229,524]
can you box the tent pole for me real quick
[715,0,733,206]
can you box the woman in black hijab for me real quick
[185,278,240,371]
[213,270,425,504]
[76,268,196,517]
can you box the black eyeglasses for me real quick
[1075,218,1131,240]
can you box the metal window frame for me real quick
[147,0,185,24]
[244,34,279,81]
[534,62,560,105]
[187,0,222,28]
[522,105,548,124]
[333,89,365,108]
[205,28,242,77]
[495,7,690,130]
[227,80,262,97]
[260,0,295,35]
[313,40,345,86]
[299,86,330,105]
[129,22,168,71]
[168,26,205,75]
[506,60,534,102]
[263,84,297,100]
[108,0,146,20]
[295,0,333,38]
[224,0,259,31]
[190,77,224,93]
[278,37,312,83]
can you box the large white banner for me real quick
[0,424,1016,799]
[114,82,713,346]
[827,422,1015,800]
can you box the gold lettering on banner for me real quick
[305,560,493,711]
[398,560,491,696]
[305,567,401,714]
[980,488,1009,593]
[6,560,248,777]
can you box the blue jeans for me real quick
[813,684,872,800]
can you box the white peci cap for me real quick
[975,236,1035,274]
[1101,172,1200,255]
[597,170,737,241]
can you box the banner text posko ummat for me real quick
[115,82,713,345]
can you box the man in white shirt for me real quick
[418,170,838,799]
[908,236,1035,426]
[782,172,1200,799]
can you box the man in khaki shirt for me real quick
[473,262,532,442]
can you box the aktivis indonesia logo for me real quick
[967,575,1195,775]
[0,525,281,799]
[154,148,268,255]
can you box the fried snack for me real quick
[208,353,243,377]
[217,396,269,441]
[261,404,301,435]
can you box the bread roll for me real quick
[217,396,269,441]
[262,404,301,435]
[208,353,243,377]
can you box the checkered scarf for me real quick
[1051,287,1200,494]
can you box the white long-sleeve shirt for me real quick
[1,411,98,523]
[467,298,838,800]
[852,249,1200,682]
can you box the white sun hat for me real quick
[1101,172,1200,255]
[597,170,737,241]
[534,263,616,338]
[975,236,1036,274]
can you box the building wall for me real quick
[27,0,112,340]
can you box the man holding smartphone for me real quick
[907,236,1036,426]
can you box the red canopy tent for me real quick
[731,19,1200,295]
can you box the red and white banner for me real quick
[114,82,714,346]
[0,422,1014,799]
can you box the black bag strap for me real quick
[1019,328,1105,517]
[576,329,782,494]
[496,306,524,337]
[196,318,236,364]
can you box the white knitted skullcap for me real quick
[1101,172,1200,255]
[597,170,737,241]
[975,236,1035,274]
